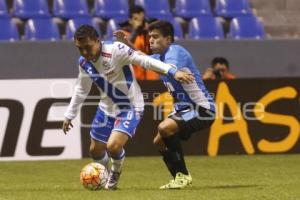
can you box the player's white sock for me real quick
[93,151,109,168]
[110,149,125,173]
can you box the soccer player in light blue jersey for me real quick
[149,21,216,189]
[62,25,194,190]
[115,20,216,189]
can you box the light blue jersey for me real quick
[152,44,215,112]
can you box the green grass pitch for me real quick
[0,155,299,200]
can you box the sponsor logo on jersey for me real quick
[103,61,110,71]
[114,119,121,127]
[101,52,112,58]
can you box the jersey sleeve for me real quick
[112,41,178,77]
[164,48,189,70]
[64,66,92,120]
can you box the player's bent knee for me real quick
[158,123,167,136]
[158,123,174,137]
[153,134,166,150]
[153,135,160,145]
[107,141,123,155]
[89,146,99,158]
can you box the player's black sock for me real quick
[162,133,189,175]
[159,150,176,178]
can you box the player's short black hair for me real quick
[211,57,230,69]
[148,20,174,42]
[74,25,99,41]
[129,5,145,18]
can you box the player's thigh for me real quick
[107,109,143,152]
[157,118,180,137]
[107,131,129,156]
[107,131,129,150]
[90,138,107,154]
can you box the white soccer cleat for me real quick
[105,171,121,190]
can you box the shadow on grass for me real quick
[0,188,84,192]
[114,184,262,191]
[0,184,262,192]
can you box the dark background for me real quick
[80,79,300,156]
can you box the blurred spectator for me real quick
[202,57,236,80]
[119,5,159,80]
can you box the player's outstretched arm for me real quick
[130,52,194,84]
[114,31,194,84]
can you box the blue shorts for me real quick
[90,108,143,143]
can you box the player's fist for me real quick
[62,119,73,135]
[113,30,129,45]
[174,71,195,84]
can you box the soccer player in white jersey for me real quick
[62,25,194,190]
[115,20,216,189]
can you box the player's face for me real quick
[75,37,101,62]
[149,29,171,54]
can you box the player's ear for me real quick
[129,18,133,24]
[166,35,172,44]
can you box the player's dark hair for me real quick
[129,5,145,18]
[148,20,174,42]
[74,25,99,41]
[211,57,230,69]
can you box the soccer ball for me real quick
[80,162,108,190]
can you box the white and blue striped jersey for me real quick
[65,41,177,119]
[152,44,215,112]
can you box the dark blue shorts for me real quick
[169,106,215,140]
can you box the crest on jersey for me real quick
[101,52,112,58]
[102,61,115,75]
[103,61,110,71]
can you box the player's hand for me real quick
[174,70,195,84]
[62,119,73,135]
[113,30,130,45]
